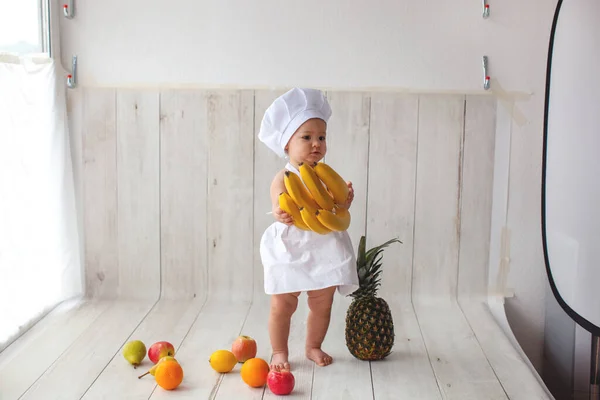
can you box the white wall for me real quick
[60,0,543,93]
[59,0,558,372]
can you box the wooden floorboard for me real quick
[311,295,374,400]
[148,300,251,399]
[19,300,155,400]
[213,297,270,400]
[459,301,552,400]
[414,301,509,400]
[261,299,314,400]
[0,298,552,400]
[370,299,442,400]
[0,299,111,400]
[81,298,205,400]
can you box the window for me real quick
[0,0,51,56]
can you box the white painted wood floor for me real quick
[0,295,550,399]
[0,89,553,399]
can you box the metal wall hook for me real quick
[482,0,490,18]
[482,56,490,90]
[63,0,75,19]
[67,55,77,89]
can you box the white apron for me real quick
[259,163,360,296]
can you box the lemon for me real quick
[209,350,237,373]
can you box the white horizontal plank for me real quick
[0,299,110,400]
[1,298,551,400]
[215,299,314,400]
[370,302,442,400]
[20,301,155,400]
[460,301,552,400]
[263,299,314,400]
[149,300,251,399]
[414,303,508,399]
[82,299,205,399]
[311,296,374,400]
[214,297,271,400]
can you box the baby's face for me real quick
[285,118,327,165]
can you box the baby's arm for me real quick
[270,170,293,225]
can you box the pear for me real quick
[123,340,146,369]
[138,356,177,379]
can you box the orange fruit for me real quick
[240,358,270,387]
[155,359,184,390]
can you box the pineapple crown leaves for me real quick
[350,235,402,299]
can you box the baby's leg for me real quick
[269,292,300,371]
[306,286,336,366]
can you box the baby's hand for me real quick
[273,206,293,225]
[341,182,354,209]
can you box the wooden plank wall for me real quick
[80,89,497,304]
[159,90,208,300]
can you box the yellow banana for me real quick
[316,207,351,231]
[284,171,319,213]
[325,187,335,200]
[299,163,335,211]
[299,207,331,235]
[313,163,349,205]
[278,192,310,230]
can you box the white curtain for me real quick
[0,55,82,349]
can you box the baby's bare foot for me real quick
[270,351,291,371]
[306,347,333,367]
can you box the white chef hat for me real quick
[258,88,332,158]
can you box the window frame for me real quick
[40,0,52,57]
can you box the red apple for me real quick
[267,369,295,395]
[148,341,175,364]
[231,335,257,363]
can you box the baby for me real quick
[258,88,359,371]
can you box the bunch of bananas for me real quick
[279,162,351,234]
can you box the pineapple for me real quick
[345,235,401,361]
